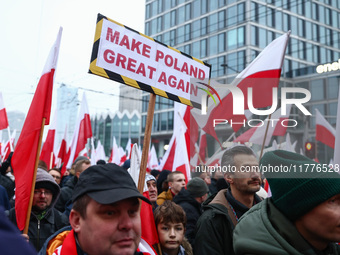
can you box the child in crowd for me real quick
[154,201,192,255]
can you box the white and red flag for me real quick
[147,145,159,170]
[0,92,9,130]
[315,109,335,148]
[160,103,192,182]
[39,111,57,169]
[1,129,16,162]
[108,137,120,164]
[234,105,292,146]
[12,27,62,231]
[67,93,93,168]
[192,32,290,142]
[57,125,70,176]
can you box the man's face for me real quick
[226,154,261,194]
[169,173,186,195]
[147,180,158,203]
[157,221,185,253]
[32,188,53,212]
[49,170,61,185]
[295,194,340,250]
[73,197,141,255]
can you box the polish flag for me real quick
[159,103,191,181]
[2,129,16,162]
[315,109,335,148]
[39,111,57,169]
[12,27,62,231]
[67,93,93,168]
[0,92,9,130]
[147,145,159,170]
[119,146,127,165]
[57,125,69,176]
[95,140,106,162]
[128,145,159,251]
[234,105,292,146]
[125,138,132,159]
[192,32,290,141]
[108,137,120,164]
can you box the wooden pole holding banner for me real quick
[138,94,156,193]
[23,118,46,235]
[259,114,271,160]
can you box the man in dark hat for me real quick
[38,163,151,255]
[9,168,69,251]
[233,150,340,254]
[173,177,209,246]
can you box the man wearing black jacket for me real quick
[173,177,209,246]
[194,145,262,255]
[9,168,69,251]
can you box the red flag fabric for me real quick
[39,111,57,169]
[198,130,207,164]
[57,125,69,176]
[0,92,9,130]
[67,93,93,168]
[315,109,335,148]
[11,27,62,231]
[192,32,290,141]
[141,191,159,246]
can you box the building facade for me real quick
[141,0,340,163]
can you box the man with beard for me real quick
[9,168,69,251]
[194,145,262,255]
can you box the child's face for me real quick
[157,221,185,252]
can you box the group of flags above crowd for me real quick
[0,26,339,236]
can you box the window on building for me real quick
[227,5,237,26]
[177,25,185,44]
[192,0,201,18]
[171,10,176,27]
[178,6,185,24]
[160,112,167,130]
[237,3,245,23]
[310,79,325,101]
[328,103,338,124]
[218,32,225,53]
[209,13,218,33]
[146,4,151,19]
[130,115,139,135]
[184,44,191,55]
[121,115,130,136]
[227,29,237,50]
[209,0,218,12]
[192,41,200,58]
[158,0,163,13]
[218,56,226,76]
[226,52,237,75]
[201,17,207,35]
[153,113,159,132]
[192,20,200,39]
[200,39,207,58]
[151,1,158,16]
[157,17,162,33]
[170,29,176,46]
[218,10,225,29]
[185,3,191,21]
[328,77,339,99]
[168,111,174,130]
[209,35,218,56]
[201,0,208,14]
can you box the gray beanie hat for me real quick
[187,177,209,197]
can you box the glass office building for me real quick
[140,0,340,163]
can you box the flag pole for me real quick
[259,114,271,160]
[138,94,156,193]
[23,118,46,235]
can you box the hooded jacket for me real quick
[173,188,203,246]
[9,168,69,251]
[233,198,340,255]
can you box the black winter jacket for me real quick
[173,188,203,246]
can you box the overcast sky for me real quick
[0,0,146,118]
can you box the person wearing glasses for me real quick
[9,168,69,251]
[48,168,62,186]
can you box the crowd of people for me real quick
[0,145,340,254]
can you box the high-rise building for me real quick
[142,0,340,163]
[56,84,79,147]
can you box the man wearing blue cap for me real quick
[38,163,151,255]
